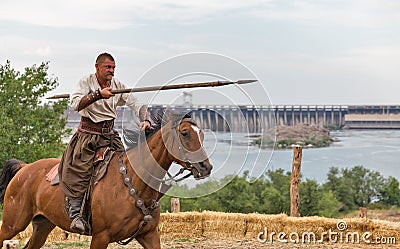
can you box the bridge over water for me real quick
[64,105,400,133]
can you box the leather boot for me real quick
[67,198,86,233]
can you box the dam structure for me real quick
[64,105,400,133]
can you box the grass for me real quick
[162,237,199,243]
[17,241,91,249]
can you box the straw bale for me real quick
[13,224,32,245]
[45,227,90,243]
[201,211,247,239]
[14,224,91,243]
[10,211,400,245]
[280,216,400,243]
[362,219,400,241]
[245,213,287,239]
[283,216,338,234]
[45,227,69,242]
[159,211,203,238]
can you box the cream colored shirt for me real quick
[70,74,141,123]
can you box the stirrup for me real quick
[70,216,86,233]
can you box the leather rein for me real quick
[116,118,197,245]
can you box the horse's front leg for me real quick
[135,227,161,249]
[90,231,110,249]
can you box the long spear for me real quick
[46,79,257,99]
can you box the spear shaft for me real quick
[46,79,257,99]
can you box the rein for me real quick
[116,119,196,245]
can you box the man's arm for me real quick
[76,87,114,112]
[139,105,151,132]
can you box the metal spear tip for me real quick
[217,79,258,86]
[236,79,258,84]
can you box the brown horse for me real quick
[0,116,212,249]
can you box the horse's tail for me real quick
[0,159,25,203]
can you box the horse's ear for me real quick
[160,108,173,123]
[158,108,192,126]
[171,111,192,124]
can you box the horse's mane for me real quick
[122,109,192,149]
[0,159,25,203]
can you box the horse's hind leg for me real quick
[23,215,55,249]
[0,205,33,247]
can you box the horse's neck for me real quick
[138,130,172,171]
[145,130,174,170]
[124,129,173,199]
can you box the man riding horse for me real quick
[59,52,151,233]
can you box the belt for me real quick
[78,117,115,135]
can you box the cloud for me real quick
[2,0,399,30]
[0,0,271,30]
[249,0,400,28]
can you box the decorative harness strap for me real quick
[117,153,159,245]
[116,118,198,245]
[116,152,191,245]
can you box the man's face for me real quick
[96,58,115,82]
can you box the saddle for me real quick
[45,146,115,235]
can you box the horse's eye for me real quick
[181,130,188,137]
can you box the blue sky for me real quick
[1,0,399,106]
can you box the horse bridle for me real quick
[116,117,203,245]
[168,118,201,177]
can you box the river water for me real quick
[195,129,400,185]
[101,128,400,195]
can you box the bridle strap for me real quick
[170,121,195,170]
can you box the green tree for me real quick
[213,174,259,213]
[342,166,384,207]
[324,166,385,211]
[300,179,321,216]
[262,169,291,214]
[317,190,341,217]
[0,61,70,167]
[379,176,400,206]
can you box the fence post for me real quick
[359,207,367,219]
[171,198,180,213]
[290,145,302,217]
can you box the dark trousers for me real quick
[59,131,124,199]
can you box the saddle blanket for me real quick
[46,147,115,186]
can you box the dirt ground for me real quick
[22,209,400,248]
[39,237,400,249]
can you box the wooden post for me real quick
[358,207,367,219]
[171,198,180,213]
[290,145,303,217]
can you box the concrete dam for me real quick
[64,105,400,133]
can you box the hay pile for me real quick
[13,211,400,245]
[158,211,203,238]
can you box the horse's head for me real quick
[167,116,213,180]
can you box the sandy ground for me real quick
[39,237,400,249]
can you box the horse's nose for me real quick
[199,161,213,174]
